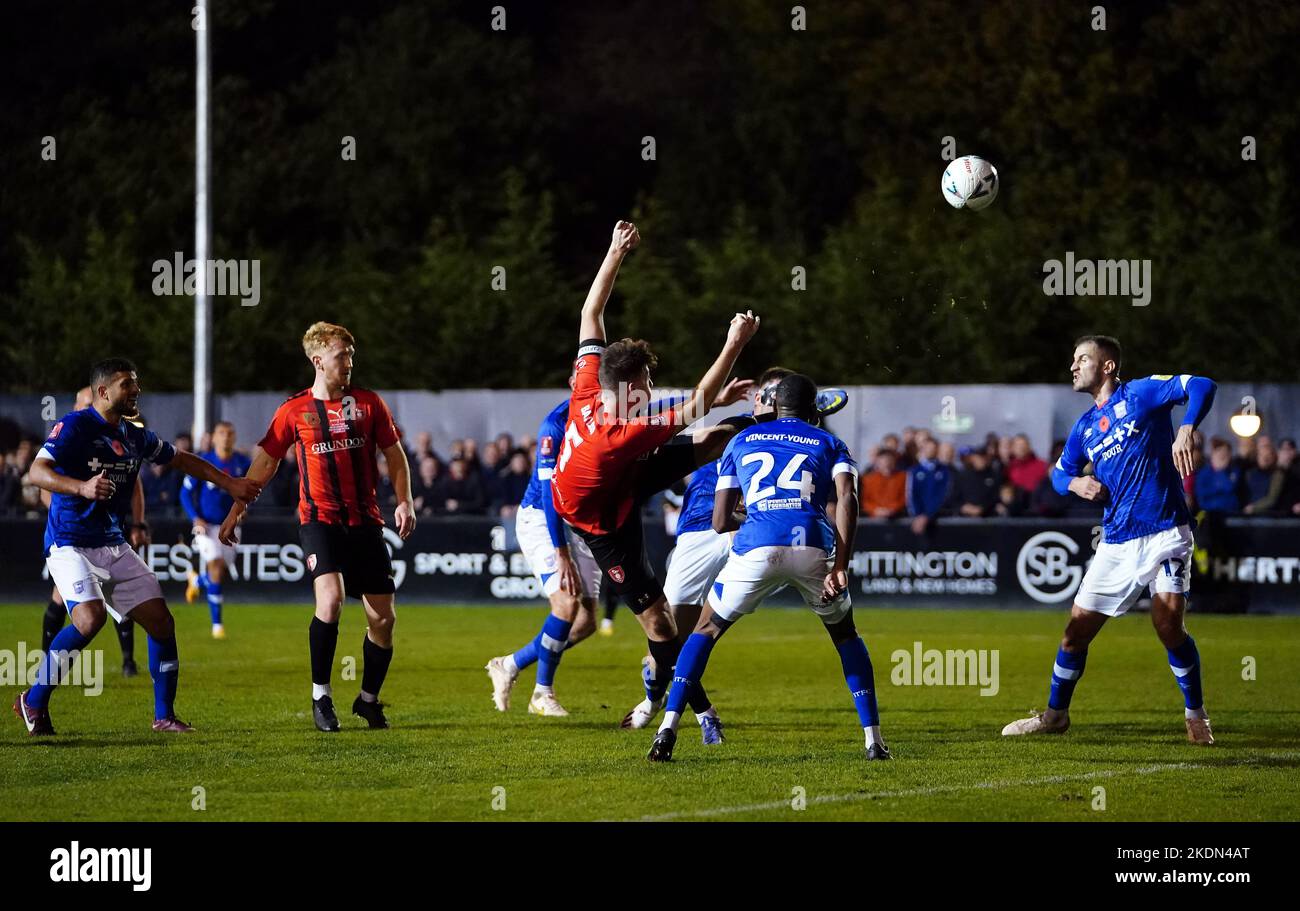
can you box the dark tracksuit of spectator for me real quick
[437,460,486,513]
[952,455,999,517]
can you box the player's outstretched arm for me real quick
[680,311,760,425]
[824,472,859,601]
[382,442,417,540]
[578,220,640,343]
[218,446,279,545]
[172,450,262,504]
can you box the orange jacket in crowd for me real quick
[860,470,907,518]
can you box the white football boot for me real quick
[620,698,664,729]
[527,690,569,717]
[620,655,663,728]
[1185,714,1215,745]
[485,656,518,712]
[1001,709,1070,736]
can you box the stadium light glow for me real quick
[1229,412,1261,438]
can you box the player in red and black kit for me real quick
[552,221,760,727]
[220,322,416,732]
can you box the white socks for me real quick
[864,725,883,748]
[660,710,681,734]
[312,683,332,700]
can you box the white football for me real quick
[941,155,999,211]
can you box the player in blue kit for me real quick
[1002,335,1218,744]
[486,398,603,717]
[14,358,261,736]
[41,384,147,677]
[183,421,253,639]
[647,373,889,762]
[622,367,791,741]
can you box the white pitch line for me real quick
[632,752,1300,822]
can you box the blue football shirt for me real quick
[39,408,176,554]
[716,417,858,555]
[1054,375,1200,543]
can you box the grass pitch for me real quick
[1,601,1297,821]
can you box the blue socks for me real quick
[512,634,541,671]
[28,622,93,709]
[148,634,179,721]
[1048,647,1087,711]
[665,633,716,717]
[536,615,572,688]
[1167,636,1204,713]
[836,637,881,727]
[207,582,223,626]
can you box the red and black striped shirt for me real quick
[258,387,400,526]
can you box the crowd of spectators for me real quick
[849,427,1300,533]
[4,420,1300,524]
[0,424,541,520]
[852,428,1095,535]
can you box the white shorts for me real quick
[515,506,602,599]
[707,545,851,624]
[193,522,238,567]
[1076,524,1194,617]
[46,543,163,623]
[663,528,733,606]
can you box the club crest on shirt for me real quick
[1113,400,1127,420]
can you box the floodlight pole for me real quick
[193,0,212,443]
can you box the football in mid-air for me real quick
[942,155,999,210]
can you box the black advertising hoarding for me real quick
[0,517,1295,613]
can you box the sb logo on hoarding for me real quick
[1017,531,1084,604]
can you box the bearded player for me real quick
[16,358,260,736]
[1002,335,1218,744]
[220,322,416,732]
[41,384,146,677]
[550,220,760,728]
